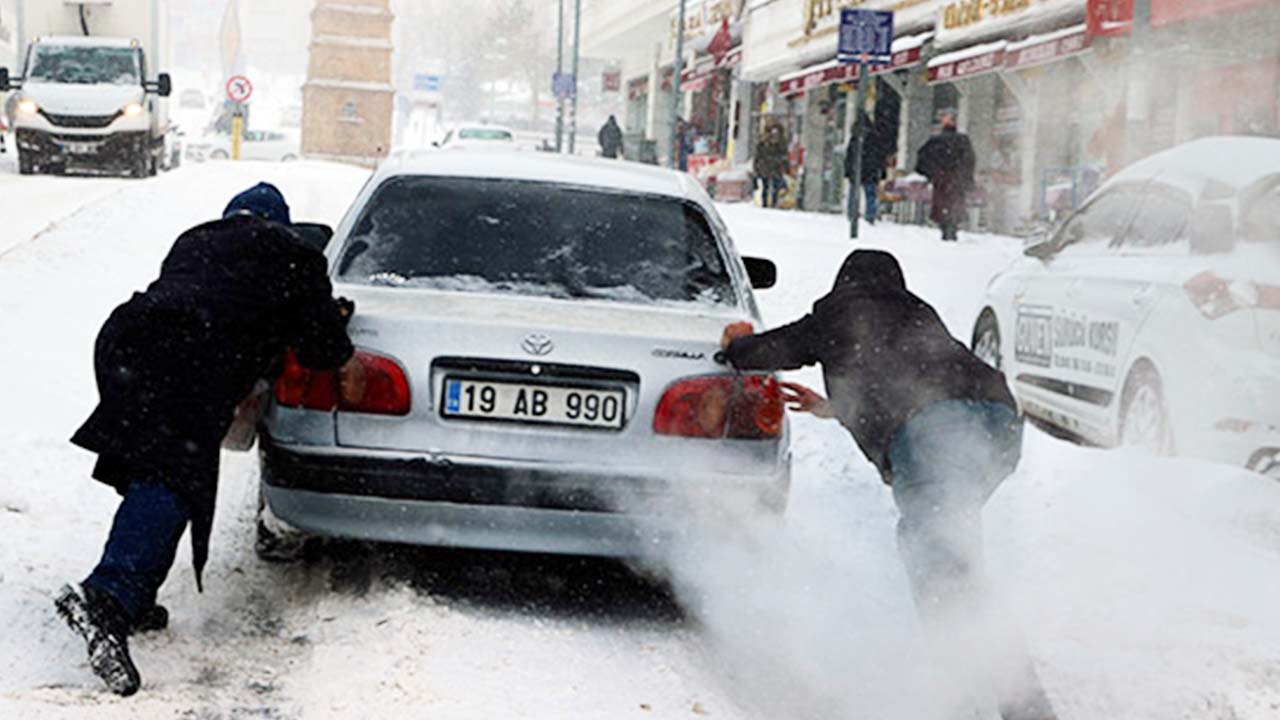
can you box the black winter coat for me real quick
[844,111,896,184]
[71,215,355,587]
[598,120,624,159]
[722,251,1015,481]
[916,127,976,225]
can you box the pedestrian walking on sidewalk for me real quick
[754,122,789,208]
[719,250,1058,720]
[845,110,897,225]
[56,183,359,696]
[598,115,624,159]
[916,114,976,241]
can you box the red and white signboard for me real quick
[1005,28,1093,71]
[779,45,925,97]
[225,75,253,104]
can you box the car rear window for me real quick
[336,177,737,307]
[457,129,513,141]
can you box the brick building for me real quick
[302,0,395,164]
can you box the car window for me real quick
[1117,186,1192,250]
[1242,179,1280,244]
[336,177,737,307]
[1054,187,1141,253]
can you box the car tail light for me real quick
[274,349,411,416]
[1184,271,1249,320]
[654,374,784,440]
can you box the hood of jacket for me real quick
[833,250,907,293]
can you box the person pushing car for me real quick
[720,250,1058,720]
[56,183,360,696]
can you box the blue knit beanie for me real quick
[223,182,292,226]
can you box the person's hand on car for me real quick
[780,381,835,418]
[721,321,755,349]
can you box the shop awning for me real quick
[679,45,743,92]
[778,32,931,97]
[927,24,1092,83]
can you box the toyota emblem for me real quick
[521,333,554,356]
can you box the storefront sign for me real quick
[802,0,940,40]
[942,0,1031,31]
[674,0,748,42]
[1004,26,1091,69]
[603,70,622,92]
[927,45,1005,82]
[780,43,924,95]
[1086,0,1133,36]
[1087,0,1266,34]
[933,0,1084,49]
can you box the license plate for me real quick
[442,378,625,430]
[62,141,97,154]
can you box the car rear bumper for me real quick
[259,436,790,556]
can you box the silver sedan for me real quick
[256,151,791,560]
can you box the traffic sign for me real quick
[837,9,894,65]
[413,74,442,92]
[552,72,576,100]
[225,74,253,104]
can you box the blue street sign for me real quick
[413,74,442,92]
[837,9,894,65]
[552,72,576,100]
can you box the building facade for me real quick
[301,0,395,165]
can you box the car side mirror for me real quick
[743,257,777,290]
[1189,203,1234,254]
[292,223,334,253]
[0,67,9,91]
[151,72,173,97]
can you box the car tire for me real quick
[18,153,35,175]
[281,154,298,162]
[971,309,1002,370]
[210,149,229,161]
[1119,361,1173,455]
[254,466,309,563]
[130,147,150,179]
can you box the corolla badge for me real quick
[521,333,555,356]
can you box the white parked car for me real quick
[187,129,299,162]
[256,151,791,559]
[972,137,1280,478]
[435,124,516,151]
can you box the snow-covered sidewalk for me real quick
[0,167,1277,719]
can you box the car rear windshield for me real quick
[336,177,737,307]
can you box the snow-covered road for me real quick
[1,160,1278,719]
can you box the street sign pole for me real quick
[231,112,244,161]
[225,75,254,161]
[837,8,894,240]
[555,0,565,153]
[568,0,582,154]
[851,58,867,240]
[669,0,686,170]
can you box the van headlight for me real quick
[17,98,38,115]
[123,102,144,117]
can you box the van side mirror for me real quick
[0,67,11,92]
[743,256,777,290]
[292,223,334,253]
[150,72,173,97]
[1189,203,1234,254]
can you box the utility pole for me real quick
[1126,0,1152,163]
[669,0,686,169]
[568,0,581,154]
[555,0,565,153]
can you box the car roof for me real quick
[453,124,515,134]
[35,36,139,49]
[375,151,706,201]
[1103,136,1280,200]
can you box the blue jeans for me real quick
[848,182,879,223]
[84,481,191,623]
[889,401,1054,719]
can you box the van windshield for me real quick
[336,177,737,307]
[28,45,142,85]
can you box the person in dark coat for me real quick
[55,183,357,696]
[916,114,975,241]
[598,115,624,159]
[845,110,897,224]
[753,122,789,208]
[719,250,1058,720]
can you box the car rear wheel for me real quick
[210,149,230,160]
[1119,362,1172,455]
[281,154,298,162]
[18,152,35,175]
[254,475,309,563]
[971,309,1002,369]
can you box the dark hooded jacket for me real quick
[598,117,624,159]
[722,250,1015,480]
[71,214,354,587]
[845,110,897,184]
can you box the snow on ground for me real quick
[0,161,1278,719]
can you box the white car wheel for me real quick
[971,310,1001,369]
[1120,363,1172,455]
[281,154,298,162]
[210,149,230,160]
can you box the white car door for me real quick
[1011,184,1143,442]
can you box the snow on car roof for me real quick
[379,151,705,201]
[1105,136,1280,198]
[35,36,140,49]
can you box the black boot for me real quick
[54,583,142,696]
[131,604,169,635]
